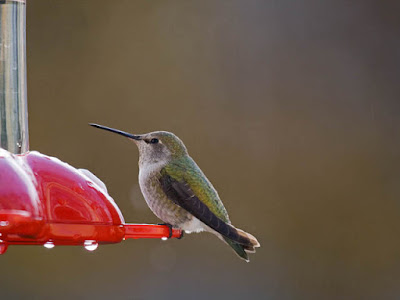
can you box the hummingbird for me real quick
[90,123,260,261]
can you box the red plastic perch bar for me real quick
[124,224,182,239]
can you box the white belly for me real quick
[138,161,197,227]
[180,217,205,233]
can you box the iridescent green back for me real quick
[163,155,230,223]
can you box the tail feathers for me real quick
[223,237,250,262]
[235,228,260,248]
[222,227,260,262]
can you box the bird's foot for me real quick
[158,223,173,238]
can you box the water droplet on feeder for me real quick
[0,241,8,254]
[86,181,95,188]
[161,237,168,241]
[0,221,9,227]
[44,241,55,249]
[84,240,98,251]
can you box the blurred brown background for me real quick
[1,0,400,299]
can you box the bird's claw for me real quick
[158,223,173,238]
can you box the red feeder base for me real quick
[0,149,182,254]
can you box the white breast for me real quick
[138,160,167,210]
[138,161,166,187]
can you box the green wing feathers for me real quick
[164,156,230,222]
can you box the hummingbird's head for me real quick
[90,124,187,166]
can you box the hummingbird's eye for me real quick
[150,138,159,144]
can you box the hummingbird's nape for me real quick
[89,123,141,140]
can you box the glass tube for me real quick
[0,0,28,154]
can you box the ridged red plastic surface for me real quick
[0,149,182,254]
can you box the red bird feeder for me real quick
[0,0,182,254]
[0,149,182,254]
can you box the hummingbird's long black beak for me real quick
[89,123,142,140]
